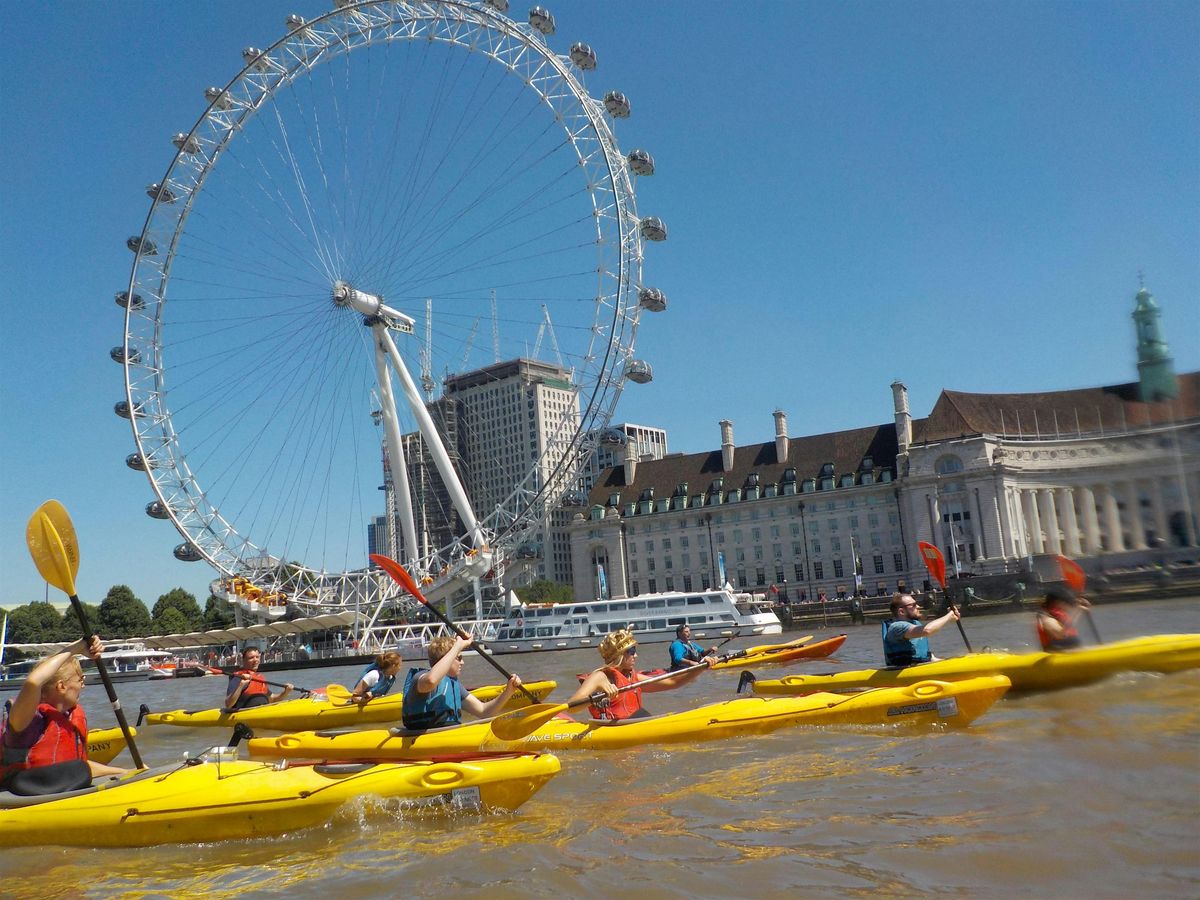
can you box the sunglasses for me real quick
[624,645,639,655]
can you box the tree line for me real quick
[2,585,236,655]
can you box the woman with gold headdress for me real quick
[566,629,711,720]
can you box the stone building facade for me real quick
[569,288,1197,600]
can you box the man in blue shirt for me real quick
[668,624,717,672]
[882,592,960,667]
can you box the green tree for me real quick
[203,594,236,629]
[98,585,152,638]
[154,606,192,635]
[57,602,103,641]
[151,588,204,631]
[517,580,573,604]
[4,601,63,644]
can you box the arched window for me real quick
[935,455,964,475]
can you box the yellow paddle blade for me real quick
[324,684,357,703]
[489,702,567,741]
[26,500,80,597]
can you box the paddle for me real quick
[25,500,145,769]
[725,635,814,662]
[917,541,972,652]
[210,669,314,696]
[370,553,539,704]
[1056,554,1102,643]
[489,666,688,740]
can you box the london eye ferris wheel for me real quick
[115,1,668,617]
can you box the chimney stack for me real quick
[623,439,637,485]
[892,381,912,454]
[720,419,735,472]
[773,409,789,464]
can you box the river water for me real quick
[3,597,1197,898]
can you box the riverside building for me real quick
[569,286,1198,601]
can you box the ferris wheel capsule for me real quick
[115,291,145,310]
[114,400,145,419]
[627,148,654,176]
[172,133,200,154]
[485,0,509,11]
[603,91,630,118]
[126,236,157,255]
[111,345,140,365]
[285,14,306,32]
[529,7,555,35]
[570,43,596,70]
[639,216,668,242]
[146,500,171,520]
[625,359,653,384]
[146,182,178,203]
[242,47,270,72]
[638,287,667,312]
[174,543,205,562]
[204,87,232,110]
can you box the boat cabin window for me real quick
[667,597,686,608]
[571,607,588,615]
[647,598,665,609]
[687,616,706,625]
[537,627,554,637]
[650,619,666,629]
[686,596,707,606]
[668,617,686,627]
[610,602,627,612]
[627,601,645,610]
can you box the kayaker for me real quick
[1035,586,1091,651]
[225,647,292,711]
[570,629,710,720]
[882,592,961,666]
[400,635,522,729]
[0,636,131,795]
[667,624,717,672]
[350,651,403,700]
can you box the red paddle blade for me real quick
[1056,555,1087,592]
[369,553,429,606]
[917,541,947,588]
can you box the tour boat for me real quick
[484,588,782,655]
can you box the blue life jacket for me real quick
[882,619,931,667]
[356,662,397,697]
[668,639,704,671]
[401,667,464,729]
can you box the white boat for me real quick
[80,643,174,685]
[486,588,782,655]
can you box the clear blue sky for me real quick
[2,1,1197,610]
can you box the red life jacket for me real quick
[588,667,643,720]
[237,671,271,697]
[1,702,89,782]
[1036,606,1080,651]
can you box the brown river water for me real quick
[3,597,1197,898]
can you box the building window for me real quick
[631,580,640,595]
[813,562,824,580]
[648,578,657,593]
[893,552,903,572]
[753,546,763,561]
[662,538,672,550]
[630,559,639,573]
[735,548,746,563]
[756,568,766,586]
[831,537,841,552]
[794,563,804,581]
[828,520,838,532]
[874,554,884,574]
[833,559,844,578]
[647,558,656,572]
[683,575,692,591]
[701,574,711,589]
[812,539,821,554]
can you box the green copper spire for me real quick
[1132,283,1177,401]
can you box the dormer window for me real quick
[819,462,835,477]
[840,474,854,487]
[782,468,797,482]
[861,456,874,471]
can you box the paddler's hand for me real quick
[506,674,522,692]
[1077,596,1092,610]
[77,635,104,661]
[590,681,619,706]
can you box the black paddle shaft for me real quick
[67,594,145,769]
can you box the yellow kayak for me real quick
[710,634,846,670]
[0,747,560,847]
[750,634,1200,696]
[248,676,1010,760]
[87,727,134,766]
[143,679,557,731]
